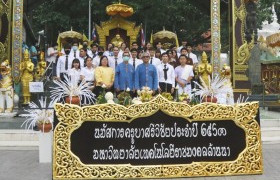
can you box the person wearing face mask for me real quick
[92,46,104,68]
[56,44,74,81]
[114,52,135,95]
[69,42,80,59]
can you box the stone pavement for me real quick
[0,143,279,180]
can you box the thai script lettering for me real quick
[92,143,231,160]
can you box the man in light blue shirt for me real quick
[114,52,135,93]
[135,52,158,93]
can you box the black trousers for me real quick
[159,82,172,93]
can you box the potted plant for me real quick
[178,93,190,103]
[21,97,54,133]
[117,88,132,106]
[138,87,153,102]
[193,75,232,103]
[50,76,95,105]
[161,92,173,101]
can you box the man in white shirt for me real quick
[108,46,123,70]
[92,46,105,68]
[47,44,58,63]
[88,43,98,58]
[175,54,194,96]
[149,48,161,67]
[69,42,80,59]
[186,44,198,65]
[103,43,114,57]
[177,40,187,53]
[129,48,142,70]
[78,47,89,67]
[56,44,74,81]
[156,42,166,54]
[157,53,175,94]
[131,42,139,50]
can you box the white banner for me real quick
[29,82,44,93]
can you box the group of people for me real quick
[54,40,198,99]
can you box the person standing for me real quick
[108,47,123,70]
[47,43,58,78]
[92,46,104,68]
[149,48,161,67]
[135,52,158,93]
[56,44,73,81]
[30,43,38,67]
[67,59,81,85]
[157,53,175,94]
[131,42,139,50]
[177,40,187,53]
[114,52,135,94]
[186,43,198,65]
[175,55,194,96]
[103,43,114,57]
[78,47,89,67]
[94,56,115,97]
[88,43,98,59]
[129,48,142,70]
[81,57,95,93]
[69,42,80,59]
[156,42,166,54]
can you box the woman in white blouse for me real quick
[81,57,95,91]
[67,58,81,85]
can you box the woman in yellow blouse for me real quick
[94,56,115,97]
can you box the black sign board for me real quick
[71,111,246,165]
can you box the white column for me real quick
[39,132,53,163]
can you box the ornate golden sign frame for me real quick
[53,95,263,179]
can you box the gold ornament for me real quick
[20,49,34,104]
[53,95,263,179]
[197,52,212,87]
[35,52,47,81]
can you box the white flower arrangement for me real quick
[50,75,95,105]
[21,97,54,132]
[132,97,142,104]
[105,92,115,104]
[193,75,233,103]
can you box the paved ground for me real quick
[0,143,279,180]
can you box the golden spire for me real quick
[202,51,207,59]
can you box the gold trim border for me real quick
[11,0,23,83]
[53,95,263,179]
[211,0,221,77]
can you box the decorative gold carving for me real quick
[53,95,263,179]
[262,64,280,94]
[211,0,221,77]
[96,16,141,49]
[106,2,134,17]
[236,40,254,65]
[0,0,11,62]
[232,0,252,87]
[266,32,280,48]
[197,51,213,87]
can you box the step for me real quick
[261,119,280,127]
[0,130,39,147]
[261,127,280,137]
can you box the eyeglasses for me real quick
[143,56,150,58]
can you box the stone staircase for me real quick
[261,118,280,144]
